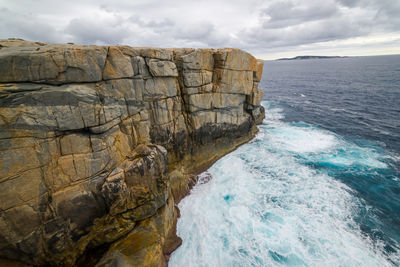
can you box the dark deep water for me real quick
[262,55,400,159]
[260,55,400,260]
[170,55,400,266]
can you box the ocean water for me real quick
[169,55,400,266]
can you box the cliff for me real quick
[0,39,264,266]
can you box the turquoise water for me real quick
[170,56,400,266]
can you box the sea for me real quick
[169,55,400,267]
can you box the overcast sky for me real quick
[1,0,399,59]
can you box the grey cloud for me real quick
[241,15,367,52]
[237,0,392,53]
[261,1,338,26]
[173,22,232,47]
[64,16,131,45]
[0,7,62,43]
[335,0,361,8]
[373,0,400,30]
[333,0,400,29]
[0,0,399,58]
[63,12,229,48]
[129,16,175,29]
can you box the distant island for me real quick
[277,55,348,60]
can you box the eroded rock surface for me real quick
[0,39,264,266]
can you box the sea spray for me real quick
[169,102,399,267]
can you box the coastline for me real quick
[0,39,265,266]
[93,122,263,266]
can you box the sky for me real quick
[0,0,399,59]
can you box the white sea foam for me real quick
[169,102,397,267]
[267,125,336,153]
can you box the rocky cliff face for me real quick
[0,39,264,266]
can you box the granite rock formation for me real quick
[0,39,264,266]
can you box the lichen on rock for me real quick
[0,39,264,266]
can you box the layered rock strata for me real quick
[0,39,264,266]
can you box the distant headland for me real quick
[277,55,349,61]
